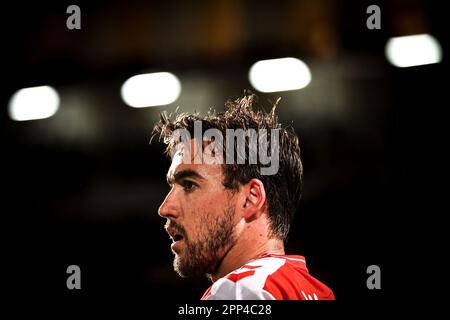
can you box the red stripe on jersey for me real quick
[201,286,212,300]
[262,255,334,300]
[226,270,256,282]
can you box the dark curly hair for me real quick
[153,92,303,241]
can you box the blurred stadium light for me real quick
[8,85,60,121]
[248,57,312,93]
[120,72,181,108]
[385,34,442,68]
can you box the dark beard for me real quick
[173,206,236,278]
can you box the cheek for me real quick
[203,187,231,207]
[183,189,234,234]
[184,203,214,239]
[182,206,206,236]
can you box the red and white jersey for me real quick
[201,254,335,300]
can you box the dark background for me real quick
[2,0,447,312]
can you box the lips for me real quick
[172,234,183,242]
[165,224,185,253]
[166,226,185,243]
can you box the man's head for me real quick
[154,93,303,278]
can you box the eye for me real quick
[182,180,196,192]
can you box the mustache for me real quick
[164,219,187,238]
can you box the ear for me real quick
[241,178,267,221]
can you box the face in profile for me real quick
[158,142,238,278]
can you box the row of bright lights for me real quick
[8,33,443,121]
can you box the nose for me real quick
[158,186,180,219]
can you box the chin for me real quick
[174,255,213,278]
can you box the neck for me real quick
[209,235,285,283]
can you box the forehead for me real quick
[167,140,223,180]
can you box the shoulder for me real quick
[204,255,289,300]
[203,255,335,300]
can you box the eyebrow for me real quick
[166,169,205,186]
